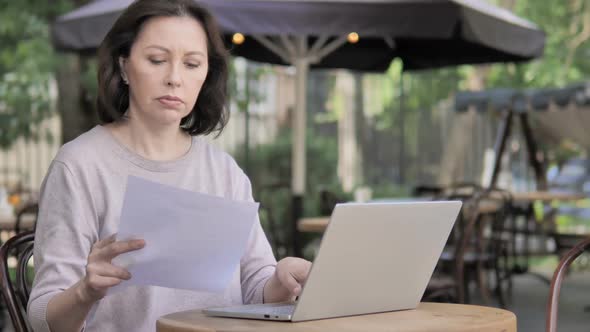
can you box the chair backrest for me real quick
[15,203,38,234]
[425,185,483,304]
[0,231,35,332]
[546,236,590,332]
[444,187,514,304]
[319,189,346,216]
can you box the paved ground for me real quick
[469,268,590,332]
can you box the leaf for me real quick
[0,0,80,149]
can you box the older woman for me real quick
[27,1,311,331]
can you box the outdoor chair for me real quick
[0,231,35,332]
[14,203,38,234]
[443,182,483,198]
[425,185,514,307]
[318,189,346,216]
[412,185,444,198]
[465,188,514,307]
[546,236,590,332]
[424,184,483,304]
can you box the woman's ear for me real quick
[119,57,128,84]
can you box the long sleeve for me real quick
[234,171,277,304]
[24,126,283,331]
[27,160,98,332]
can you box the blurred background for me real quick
[2,0,590,331]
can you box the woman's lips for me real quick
[157,96,183,108]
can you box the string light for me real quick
[347,32,359,44]
[232,33,245,45]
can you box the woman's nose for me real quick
[164,64,181,87]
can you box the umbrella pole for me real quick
[398,62,405,184]
[250,34,349,257]
[490,110,513,187]
[519,113,547,190]
[291,37,309,257]
[244,62,251,174]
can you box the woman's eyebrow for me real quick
[144,45,169,52]
[144,45,205,57]
[185,50,206,57]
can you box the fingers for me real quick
[86,275,125,289]
[93,233,117,249]
[83,236,144,302]
[291,261,312,284]
[98,239,145,261]
[83,261,132,302]
[87,262,131,281]
[282,272,302,296]
[277,258,313,296]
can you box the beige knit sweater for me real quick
[28,126,277,332]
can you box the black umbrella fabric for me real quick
[455,83,590,150]
[53,0,545,71]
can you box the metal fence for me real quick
[360,101,535,191]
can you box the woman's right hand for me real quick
[77,234,145,304]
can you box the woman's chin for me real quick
[153,110,188,126]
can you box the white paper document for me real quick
[110,175,259,294]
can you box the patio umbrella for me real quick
[53,0,545,256]
[455,83,590,189]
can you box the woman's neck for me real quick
[106,117,192,162]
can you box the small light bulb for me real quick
[232,33,245,45]
[347,32,359,44]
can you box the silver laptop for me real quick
[204,201,462,322]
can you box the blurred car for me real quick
[548,158,590,220]
[550,158,590,194]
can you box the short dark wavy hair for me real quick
[96,0,229,136]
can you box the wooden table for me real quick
[297,217,330,233]
[511,191,586,203]
[298,200,502,233]
[0,212,36,231]
[157,302,516,332]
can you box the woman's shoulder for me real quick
[193,136,242,172]
[192,137,250,190]
[193,137,254,200]
[53,126,110,167]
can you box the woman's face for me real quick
[120,15,209,127]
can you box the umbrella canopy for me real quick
[54,0,545,71]
[455,83,590,150]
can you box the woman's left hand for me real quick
[264,257,312,303]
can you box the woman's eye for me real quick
[149,59,165,65]
[186,63,200,69]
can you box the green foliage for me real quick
[234,129,346,258]
[370,182,410,199]
[372,0,590,116]
[0,0,76,149]
[228,59,269,113]
[360,1,590,188]
[81,58,99,100]
[240,128,344,208]
[486,0,590,88]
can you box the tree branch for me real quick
[564,0,590,77]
